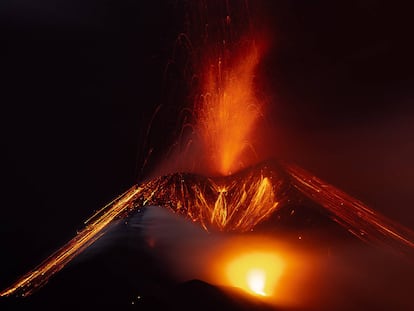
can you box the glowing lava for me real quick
[196,40,264,176]
[1,161,414,298]
[226,251,285,297]
[246,268,267,296]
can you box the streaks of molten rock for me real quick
[2,161,414,298]
[0,162,285,298]
[196,41,264,176]
[0,186,145,297]
[151,161,284,232]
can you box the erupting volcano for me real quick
[195,40,264,175]
[2,159,414,301]
[2,1,414,310]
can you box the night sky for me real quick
[1,0,414,303]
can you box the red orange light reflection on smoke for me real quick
[196,38,266,176]
[207,235,313,308]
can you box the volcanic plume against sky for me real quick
[148,0,275,178]
[1,1,414,310]
[195,40,264,175]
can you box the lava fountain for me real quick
[195,40,264,175]
[1,1,414,309]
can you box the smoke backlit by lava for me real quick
[195,39,265,175]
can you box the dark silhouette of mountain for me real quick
[1,160,414,310]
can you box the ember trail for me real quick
[1,0,414,304]
[2,160,414,297]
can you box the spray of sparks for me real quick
[2,0,414,300]
[196,41,263,175]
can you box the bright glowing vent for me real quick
[226,251,285,297]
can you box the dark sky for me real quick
[1,0,414,292]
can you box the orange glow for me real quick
[207,235,307,307]
[0,186,145,297]
[226,251,285,297]
[246,268,267,296]
[3,162,414,298]
[189,174,280,232]
[152,162,284,232]
[196,41,265,175]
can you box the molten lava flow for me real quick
[196,41,264,176]
[2,161,414,298]
[0,186,145,297]
[147,162,285,232]
[226,251,285,297]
